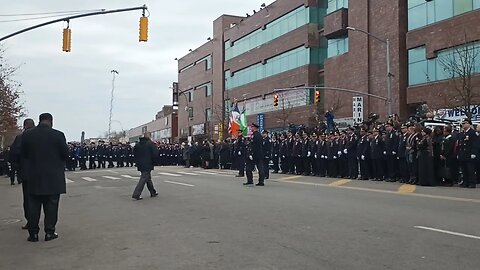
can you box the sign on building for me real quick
[244,89,310,116]
[435,106,480,121]
[192,124,205,135]
[257,113,265,132]
[353,96,364,124]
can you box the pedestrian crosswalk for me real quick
[65,168,238,184]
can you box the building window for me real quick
[188,107,194,118]
[327,36,349,58]
[206,83,212,97]
[408,42,480,86]
[327,0,348,14]
[206,108,212,122]
[188,90,193,102]
[408,0,480,31]
[224,6,326,61]
[195,55,212,70]
[225,46,323,90]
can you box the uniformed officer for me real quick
[244,123,265,186]
[384,122,399,182]
[345,127,358,179]
[261,130,271,180]
[457,118,478,188]
[271,135,280,173]
[370,128,385,181]
[301,132,312,176]
[279,134,288,174]
[88,142,97,170]
[97,141,106,169]
[397,124,409,183]
[356,128,370,180]
[234,134,246,177]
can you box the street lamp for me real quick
[346,26,393,116]
[108,70,119,141]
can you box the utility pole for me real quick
[108,70,119,141]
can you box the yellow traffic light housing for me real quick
[62,27,71,52]
[273,94,279,107]
[315,90,321,104]
[139,16,148,42]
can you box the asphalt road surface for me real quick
[1,166,479,270]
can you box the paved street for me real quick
[1,166,479,270]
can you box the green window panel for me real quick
[225,6,326,61]
[408,0,480,31]
[327,37,348,58]
[225,46,319,90]
[408,42,480,86]
[327,0,348,14]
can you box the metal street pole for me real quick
[346,27,393,116]
[108,70,119,141]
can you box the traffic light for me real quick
[62,27,71,52]
[273,94,279,107]
[139,16,148,42]
[314,90,321,104]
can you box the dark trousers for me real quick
[27,194,60,235]
[9,169,17,184]
[246,159,265,184]
[302,157,311,175]
[89,158,96,169]
[21,180,29,224]
[408,155,418,181]
[280,157,287,173]
[460,161,476,187]
[295,157,303,174]
[288,156,295,174]
[348,155,358,178]
[272,156,279,172]
[398,157,409,182]
[237,157,245,176]
[108,159,114,168]
[359,158,370,179]
[327,160,337,177]
[262,159,270,179]
[385,156,396,180]
[316,158,326,176]
[372,158,385,180]
[79,159,87,170]
[132,171,156,197]
[98,159,106,169]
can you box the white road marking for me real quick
[178,172,200,176]
[164,180,195,187]
[82,177,97,182]
[195,171,219,175]
[102,176,121,180]
[66,178,74,183]
[158,172,182,177]
[414,226,480,240]
[121,175,138,179]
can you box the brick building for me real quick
[176,0,328,141]
[127,105,178,143]
[176,0,480,139]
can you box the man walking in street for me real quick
[21,113,68,242]
[132,132,159,200]
[244,123,265,186]
[9,118,35,230]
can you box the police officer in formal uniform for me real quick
[301,132,312,176]
[261,130,271,179]
[234,134,246,177]
[345,127,358,179]
[397,124,409,183]
[287,131,295,174]
[279,134,288,174]
[357,128,370,180]
[97,141,106,169]
[457,119,478,188]
[271,135,280,173]
[370,128,385,181]
[316,133,328,177]
[292,133,302,175]
[79,143,88,170]
[88,142,97,170]
[384,122,399,182]
[244,123,265,186]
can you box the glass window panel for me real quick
[288,52,298,69]
[426,1,435,25]
[408,4,427,30]
[435,58,450,81]
[279,56,288,72]
[409,61,428,85]
[427,60,436,82]
[408,47,426,64]
[408,0,425,9]
[435,0,453,21]
[272,59,281,74]
[454,0,473,15]
[265,63,273,77]
[475,0,480,9]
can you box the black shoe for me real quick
[255,183,265,186]
[151,192,159,198]
[235,174,244,177]
[243,182,253,185]
[132,196,143,200]
[467,185,476,188]
[11,182,15,185]
[45,233,58,241]
[27,234,39,242]
[21,225,28,230]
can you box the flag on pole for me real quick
[228,102,241,137]
[239,105,248,137]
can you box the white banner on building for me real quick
[353,96,364,124]
[243,89,310,116]
[435,106,480,121]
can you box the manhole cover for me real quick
[1,219,21,225]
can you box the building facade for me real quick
[177,0,328,141]
[177,0,480,138]
[127,105,178,143]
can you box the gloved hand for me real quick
[238,151,241,156]
[307,151,311,157]
[383,151,387,155]
[314,154,318,159]
[471,154,476,159]
[337,151,342,156]
[361,155,365,160]
[282,155,285,158]
[392,151,396,155]
[321,155,325,159]
[333,156,337,159]
[249,155,253,161]
[344,149,348,154]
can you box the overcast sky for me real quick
[0,0,273,141]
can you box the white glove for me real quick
[392,151,396,155]
[249,155,253,160]
[282,155,285,158]
[321,155,325,159]
[238,151,241,156]
[343,149,348,154]
[333,156,337,159]
[361,155,365,160]
[471,154,476,159]
[314,154,317,159]
[383,151,387,155]
[307,151,311,157]
[337,151,342,156]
